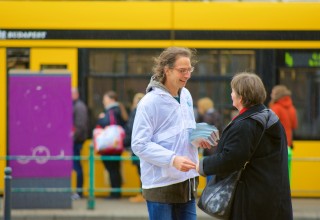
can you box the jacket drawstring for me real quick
[188,178,196,201]
[193,177,196,192]
[188,178,191,200]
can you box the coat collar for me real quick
[224,104,267,131]
[233,104,267,123]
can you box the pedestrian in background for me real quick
[132,47,209,220]
[196,97,223,182]
[71,88,88,200]
[198,72,293,219]
[96,90,127,199]
[124,92,145,203]
[269,85,298,181]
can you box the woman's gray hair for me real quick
[152,47,197,83]
[231,72,266,108]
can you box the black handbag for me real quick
[197,166,245,219]
[198,116,266,219]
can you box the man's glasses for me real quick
[173,66,194,75]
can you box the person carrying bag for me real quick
[197,73,292,220]
[93,109,125,155]
[197,110,267,219]
[95,90,127,199]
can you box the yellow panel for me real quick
[76,140,320,198]
[76,141,207,197]
[174,2,320,30]
[0,2,320,31]
[0,1,171,30]
[74,140,142,197]
[0,48,6,192]
[291,141,320,197]
[30,48,78,87]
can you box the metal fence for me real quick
[2,144,320,216]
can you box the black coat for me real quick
[200,104,292,220]
[124,108,137,149]
[73,99,88,143]
[96,104,125,128]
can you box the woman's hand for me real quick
[98,112,105,118]
[196,161,200,173]
[198,139,212,149]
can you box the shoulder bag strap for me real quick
[242,110,269,170]
[109,110,116,125]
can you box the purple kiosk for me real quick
[8,72,73,209]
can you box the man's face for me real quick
[165,56,192,94]
[71,89,79,101]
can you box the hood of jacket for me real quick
[146,75,168,93]
[274,96,294,109]
[146,75,182,95]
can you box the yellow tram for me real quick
[0,0,320,197]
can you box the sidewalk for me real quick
[3,197,320,220]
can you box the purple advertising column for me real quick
[9,73,73,208]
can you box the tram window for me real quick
[127,50,161,75]
[278,68,320,139]
[187,80,232,127]
[115,78,149,107]
[220,50,255,76]
[7,48,30,71]
[197,52,219,76]
[41,64,67,70]
[86,76,149,135]
[89,50,125,74]
[194,50,255,76]
[86,48,256,134]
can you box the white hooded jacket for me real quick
[132,80,198,189]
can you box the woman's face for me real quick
[231,88,243,111]
[103,95,111,107]
[270,88,276,101]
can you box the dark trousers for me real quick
[73,142,84,196]
[102,157,122,198]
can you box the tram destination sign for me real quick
[1,29,320,41]
[285,51,320,68]
[0,30,47,39]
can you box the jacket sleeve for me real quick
[200,119,263,176]
[73,102,88,142]
[96,110,109,128]
[290,107,298,130]
[131,103,175,168]
[123,109,136,148]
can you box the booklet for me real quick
[190,123,219,148]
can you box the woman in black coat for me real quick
[198,72,293,220]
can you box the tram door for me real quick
[5,48,77,207]
[30,48,78,87]
[30,47,80,194]
[278,66,320,197]
[0,48,6,191]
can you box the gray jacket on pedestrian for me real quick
[73,99,88,143]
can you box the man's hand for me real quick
[173,156,196,172]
